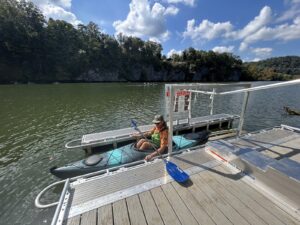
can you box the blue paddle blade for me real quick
[131,119,138,130]
[165,161,189,183]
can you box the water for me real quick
[0,82,299,225]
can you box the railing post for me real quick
[237,91,250,136]
[210,88,216,115]
[168,86,174,155]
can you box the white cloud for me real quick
[251,57,262,62]
[149,30,171,43]
[236,6,300,51]
[183,19,233,41]
[251,47,272,57]
[212,46,234,53]
[113,0,176,42]
[228,6,272,39]
[30,0,81,25]
[277,0,300,22]
[166,0,196,7]
[243,17,300,44]
[167,49,182,58]
[51,0,72,8]
[183,4,300,55]
[239,42,248,51]
[165,6,179,15]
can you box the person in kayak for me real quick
[135,115,168,161]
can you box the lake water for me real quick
[0,82,299,225]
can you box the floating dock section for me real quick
[66,113,239,152]
[206,125,300,209]
[50,146,299,225]
[45,125,300,225]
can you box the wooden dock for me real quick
[230,128,300,163]
[62,151,299,225]
[64,165,299,225]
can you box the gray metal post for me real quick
[168,86,174,155]
[237,91,249,136]
[210,88,216,115]
[188,92,192,120]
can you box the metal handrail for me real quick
[186,80,300,137]
[64,138,82,149]
[281,124,300,132]
[50,179,70,225]
[188,79,300,96]
[34,180,67,209]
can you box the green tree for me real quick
[0,0,45,82]
[44,19,82,81]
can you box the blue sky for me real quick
[32,0,300,61]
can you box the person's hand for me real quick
[131,133,140,138]
[145,154,153,161]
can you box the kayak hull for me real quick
[50,131,210,179]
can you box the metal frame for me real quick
[166,83,252,154]
[167,79,300,152]
[50,179,70,225]
[281,124,300,132]
[35,179,68,209]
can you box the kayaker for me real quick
[135,115,168,161]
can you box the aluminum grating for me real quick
[71,150,212,205]
[65,149,218,218]
[230,129,300,150]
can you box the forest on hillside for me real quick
[0,0,297,83]
[244,56,300,80]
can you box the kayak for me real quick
[284,106,300,116]
[50,131,210,179]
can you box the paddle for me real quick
[131,119,189,183]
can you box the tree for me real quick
[0,0,45,82]
[44,19,81,81]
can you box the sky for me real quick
[31,0,300,61]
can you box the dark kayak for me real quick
[284,106,300,116]
[50,131,210,179]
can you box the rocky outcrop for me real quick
[75,64,242,82]
[77,70,126,82]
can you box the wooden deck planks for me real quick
[97,204,113,225]
[215,166,300,225]
[193,173,250,225]
[290,153,300,162]
[209,166,292,225]
[65,215,80,225]
[80,210,96,225]
[170,181,217,225]
[268,138,300,163]
[161,183,199,225]
[112,199,130,225]
[126,195,147,225]
[199,169,268,225]
[138,191,164,225]
[173,179,233,225]
[150,187,181,225]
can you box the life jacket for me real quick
[151,132,161,146]
[151,125,168,147]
